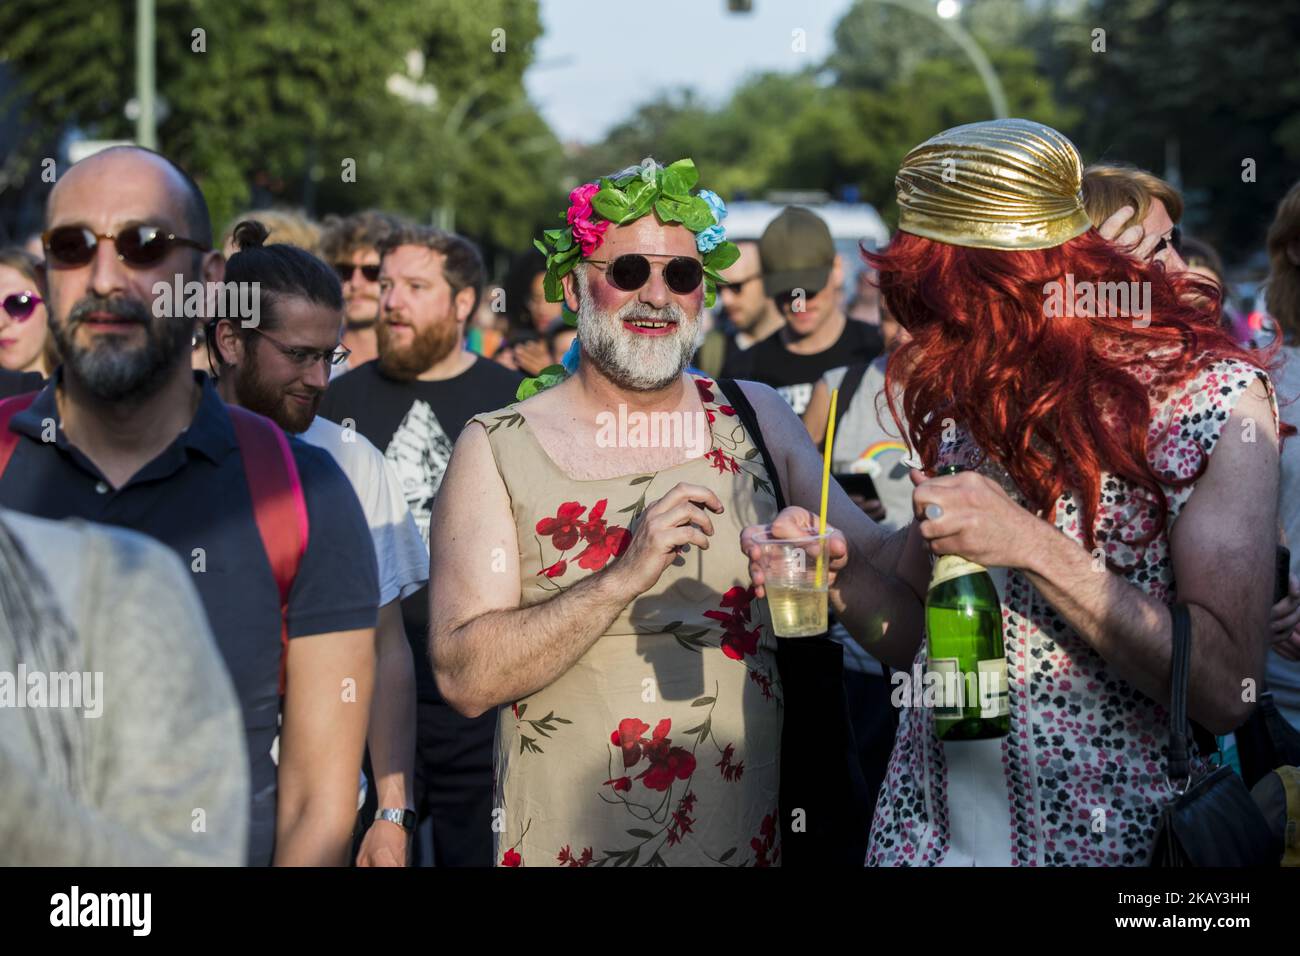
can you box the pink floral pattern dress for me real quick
[868,357,1277,866]
[471,374,783,867]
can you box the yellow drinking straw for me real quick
[816,388,839,587]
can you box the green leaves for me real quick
[660,158,699,196]
[704,241,741,273]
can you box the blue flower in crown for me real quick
[695,188,728,253]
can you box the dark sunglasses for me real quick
[1152,225,1183,258]
[718,273,760,293]
[250,326,351,368]
[587,254,704,295]
[334,262,381,283]
[43,224,209,269]
[2,291,42,322]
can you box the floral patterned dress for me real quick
[471,374,783,867]
[868,357,1277,866]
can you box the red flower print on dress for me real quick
[666,790,697,846]
[502,848,522,867]
[557,845,594,867]
[609,717,696,792]
[694,377,736,422]
[705,586,762,661]
[611,717,650,767]
[637,718,697,791]
[751,812,779,867]
[716,742,745,782]
[536,502,586,550]
[705,448,740,475]
[575,505,631,570]
[536,499,631,577]
[604,776,632,792]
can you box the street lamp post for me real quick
[135,0,157,149]
[855,0,1009,120]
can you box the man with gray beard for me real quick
[0,146,380,866]
[428,159,923,866]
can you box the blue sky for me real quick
[525,0,856,144]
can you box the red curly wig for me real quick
[867,229,1279,559]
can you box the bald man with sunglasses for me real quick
[0,146,380,866]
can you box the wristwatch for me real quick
[374,808,417,832]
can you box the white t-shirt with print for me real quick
[300,416,428,606]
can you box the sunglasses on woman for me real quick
[586,254,704,295]
[43,224,209,269]
[1152,225,1182,258]
[334,262,381,283]
[2,291,42,322]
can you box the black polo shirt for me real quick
[0,371,379,866]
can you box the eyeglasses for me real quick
[1152,226,1183,259]
[718,273,760,293]
[43,224,209,269]
[249,327,351,368]
[586,254,704,295]
[2,291,42,322]
[334,262,381,284]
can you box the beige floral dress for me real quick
[470,374,783,867]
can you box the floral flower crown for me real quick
[516,158,740,400]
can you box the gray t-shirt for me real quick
[0,511,248,865]
[823,355,914,532]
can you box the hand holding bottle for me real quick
[911,467,1044,571]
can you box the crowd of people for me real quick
[1,116,1299,867]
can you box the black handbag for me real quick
[1150,603,1278,866]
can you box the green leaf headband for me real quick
[519,158,740,400]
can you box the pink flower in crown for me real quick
[567,182,609,257]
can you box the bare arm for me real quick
[740,380,927,666]
[430,423,723,719]
[1023,382,1276,732]
[803,377,831,446]
[914,380,1278,733]
[274,627,375,866]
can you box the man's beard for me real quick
[232,344,321,434]
[575,270,702,391]
[52,294,189,402]
[376,312,459,381]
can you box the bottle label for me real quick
[928,553,988,590]
[930,657,963,717]
[977,657,1009,718]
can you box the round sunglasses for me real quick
[43,224,209,269]
[586,254,704,295]
[2,291,43,322]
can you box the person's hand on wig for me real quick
[1097,205,1165,263]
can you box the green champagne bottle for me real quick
[925,464,1010,740]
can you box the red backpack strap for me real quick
[227,405,309,695]
[0,392,40,478]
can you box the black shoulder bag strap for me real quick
[828,363,869,457]
[716,379,785,510]
[1168,604,1195,784]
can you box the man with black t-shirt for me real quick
[722,206,881,414]
[318,223,520,867]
